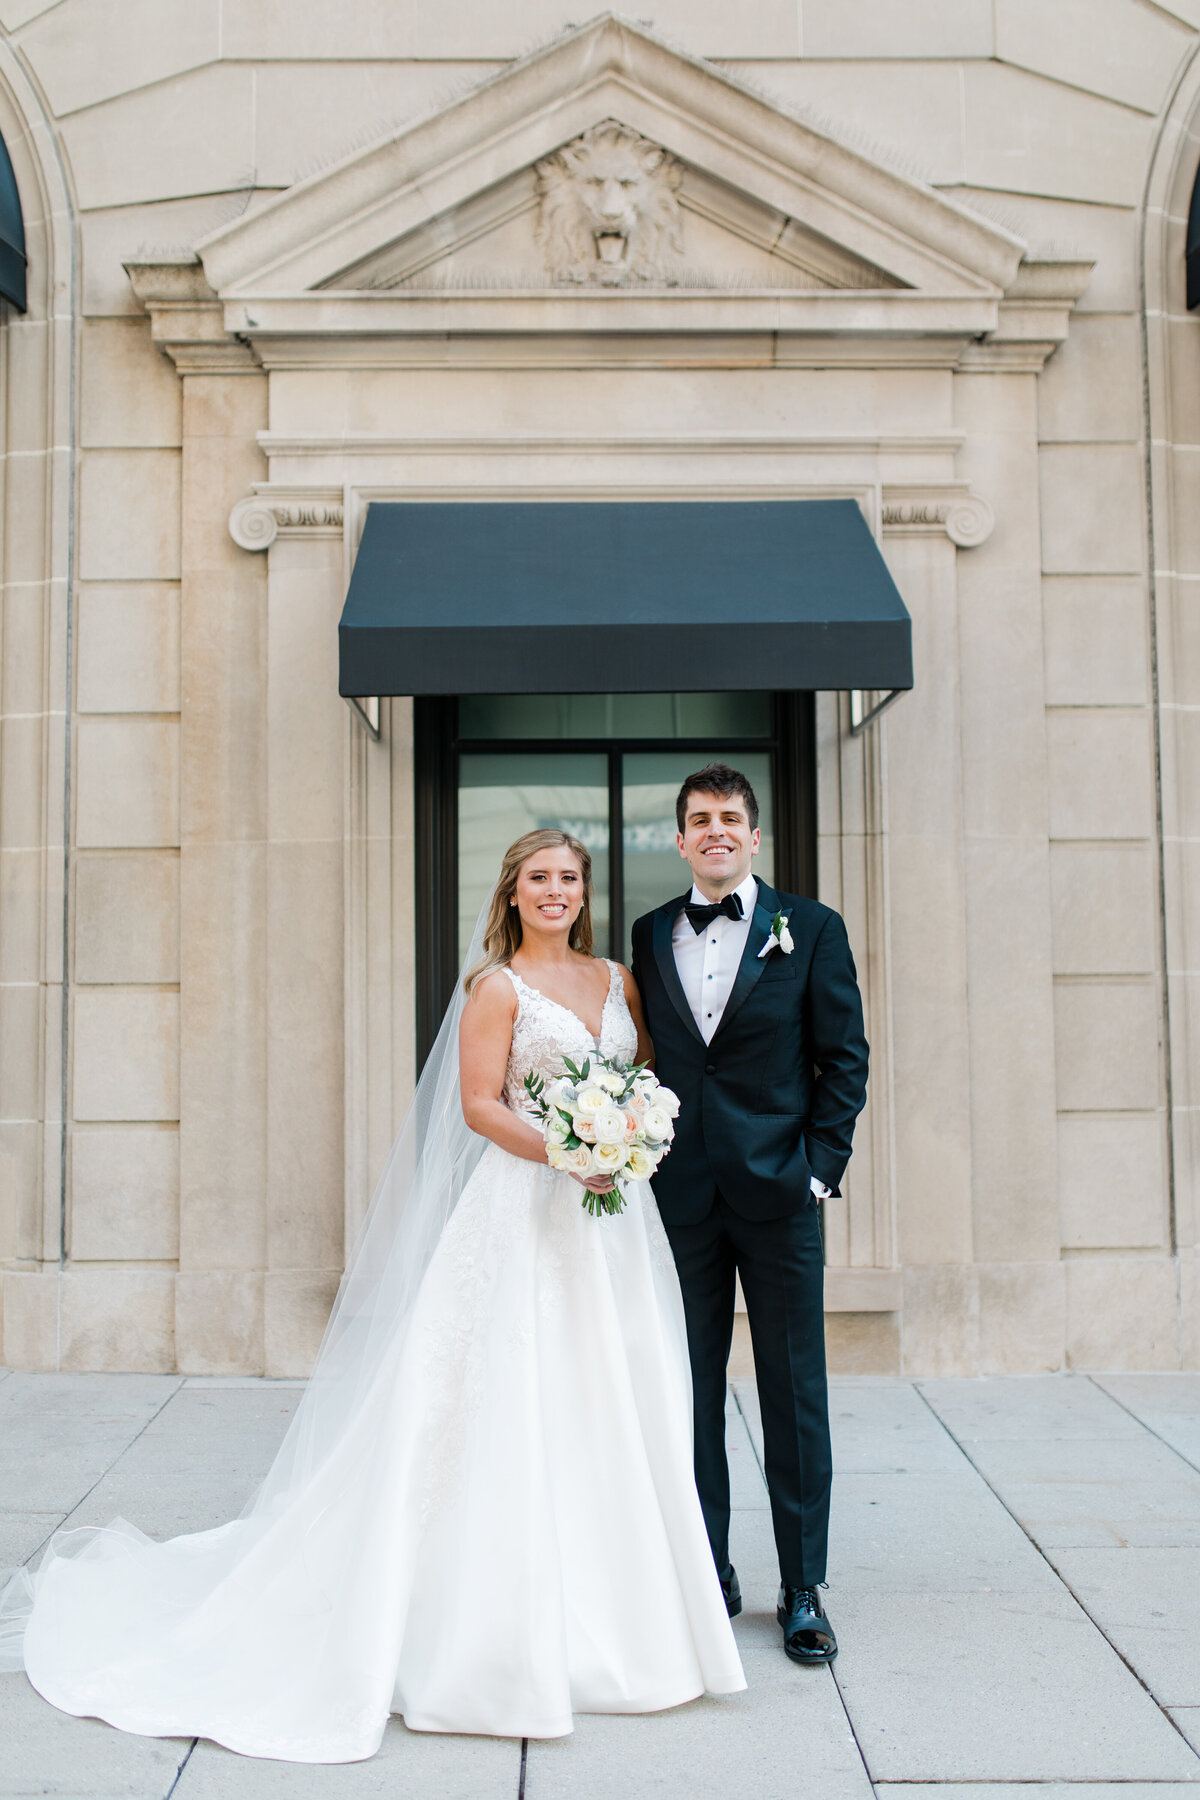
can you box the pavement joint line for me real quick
[15,1376,187,1571]
[731,1377,878,1793]
[518,1735,529,1799]
[1085,1374,1200,1479]
[163,1737,197,1799]
[912,1383,1200,1771]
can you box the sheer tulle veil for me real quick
[0,902,492,1686]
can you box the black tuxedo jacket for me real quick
[631,879,869,1226]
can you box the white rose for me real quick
[559,1143,595,1177]
[633,1072,656,1097]
[641,1105,672,1143]
[572,1113,598,1142]
[546,1142,573,1170]
[594,1067,625,1095]
[626,1144,656,1181]
[575,1086,609,1113]
[592,1107,627,1145]
[546,1113,571,1145]
[779,923,794,954]
[591,1140,625,1175]
[548,1077,577,1107]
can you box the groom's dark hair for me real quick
[675,763,760,833]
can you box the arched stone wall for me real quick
[1141,39,1200,1367]
[0,35,78,1364]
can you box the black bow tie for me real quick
[685,892,745,934]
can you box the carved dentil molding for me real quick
[881,485,994,548]
[229,490,344,551]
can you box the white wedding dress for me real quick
[4,959,744,1762]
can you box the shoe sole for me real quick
[725,1596,742,1618]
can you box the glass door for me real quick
[414,691,813,1063]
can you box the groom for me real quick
[631,763,868,1665]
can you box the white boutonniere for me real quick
[758,909,794,959]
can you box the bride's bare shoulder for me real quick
[463,968,518,1019]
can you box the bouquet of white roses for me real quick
[524,1054,680,1217]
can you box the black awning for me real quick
[338,499,912,697]
[0,129,26,313]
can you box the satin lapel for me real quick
[710,879,778,1044]
[652,896,705,1046]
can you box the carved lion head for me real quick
[534,120,684,286]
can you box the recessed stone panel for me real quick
[78,450,181,581]
[1042,579,1149,707]
[74,989,180,1122]
[71,1127,180,1261]
[17,0,219,117]
[1065,1256,1179,1370]
[1058,1114,1167,1250]
[1053,980,1161,1113]
[76,584,181,716]
[1050,842,1158,976]
[1039,445,1146,575]
[1037,314,1142,444]
[962,63,1151,207]
[1046,710,1155,841]
[75,719,180,849]
[76,855,179,995]
[81,319,182,449]
[59,1269,175,1373]
[61,64,255,210]
[995,0,1193,116]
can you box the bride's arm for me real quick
[459,974,550,1163]
[617,964,655,1069]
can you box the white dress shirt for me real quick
[670,871,831,1202]
[671,872,760,1045]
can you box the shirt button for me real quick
[705,1063,716,1074]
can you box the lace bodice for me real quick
[502,960,637,1112]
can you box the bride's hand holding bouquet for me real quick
[524,1054,680,1216]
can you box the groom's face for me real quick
[676,790,760,898]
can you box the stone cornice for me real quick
[124,257,262,375]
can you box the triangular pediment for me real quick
[196,14,1027,305]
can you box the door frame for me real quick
[413,691,816,1065]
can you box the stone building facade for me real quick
[0,2,1198,1377]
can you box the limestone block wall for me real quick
[0,0,1197,1371]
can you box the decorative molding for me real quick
[125,257,262,375]
[258,431,966,459]
[882,483,994,548]
[228,488,345,552]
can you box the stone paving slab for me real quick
[875,1787,1200,1800]
[0,1376,182,1518]
[61,1385,302,1541]
[175,1726,522,1798]
[1041,1547,1200,1707]
[919,1375,1146,1442]
[833,1586,1200,1781]
[1174,1712,1200,1755]
[5,1373,1200,1797]
[1094,1374,1200,1472]
[0,1674,189,1798]
[0,1512,64,1569]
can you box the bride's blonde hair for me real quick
[464,828,595,994]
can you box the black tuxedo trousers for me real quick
[631,882,868,1589]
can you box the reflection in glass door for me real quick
[414,692,813,1063]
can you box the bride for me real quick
[0,827,744,1763]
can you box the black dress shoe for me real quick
[720,1565,742,1618]
[777,1584,837,1664]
